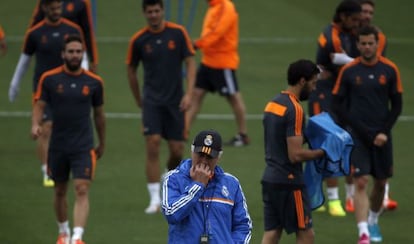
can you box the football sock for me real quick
[72,226,84,240]
[384,182,390,200]
[368,210,380,225]
[147,182,161,205]
[327,187,339,200]
[41,164,47,177]
[357,221,369,236]
[345,183,355,199]
[58,220,70,235]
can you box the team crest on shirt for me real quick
[82,85,90,96]
[168,40,176,50]
[66,2,75,12]
[145,44,152,53]
[41,35,48,44]
[355,75,362,85]
[379,74,387,85]
[56,84,64,93]
[221,185,229,197]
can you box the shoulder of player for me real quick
[378,56,399,71]
[165,21,187,33]
[129,26,151,43]
[83,70,104,84]
[60,18,82,31]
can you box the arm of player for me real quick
[180,56,196,112]
[331,53,354,65]
[231,184,252,243]
[31,100,46,140]
[9,53,31,102]
[162,174,205,224]
[93,105,106,159]
[287,135,325,163]
[127,65,142,108]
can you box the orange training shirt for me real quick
[194,0,239,69]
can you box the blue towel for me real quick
[304,112,354,210]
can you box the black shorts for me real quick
[142,102,184,140]
[195,63,239,96]
[307,80,334,116]
[262,181,313,234]
[351,135,393,179]
[48,149,97,182]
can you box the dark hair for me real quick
[41,0,62,5]
[63,34,83,50]
[287,59,320,86]
[142,0,163,11]
[333,0,362,22]
[357,25,379,41]
[358,0,375,7]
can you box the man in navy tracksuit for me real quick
[162,129,252,244]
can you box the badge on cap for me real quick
[204,135,213,146]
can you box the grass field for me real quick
[0,0,413,243]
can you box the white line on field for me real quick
[6,36,414,44]
[0,111,413,122]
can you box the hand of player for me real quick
[179,93,191,112]
[95,143,105,159]
[8,85,19,102]
[190,163,211,186]
[373,133,388,147]
[31,124,42,140]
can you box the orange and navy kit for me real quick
[31,0,98,65]
[23,18,84,91]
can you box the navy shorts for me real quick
[350,135,393,179]
[195,63,239,96]
[48,149,97,182]
[262,181,313,234]
[142,102,184,140]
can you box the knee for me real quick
[354,177,369,190]
[74,183,89,197]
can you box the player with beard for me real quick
[261,59,325,244]
[307,0,362,216]
[8,0,84,187]
[32,34,105,244]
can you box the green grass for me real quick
[0,0,413,243]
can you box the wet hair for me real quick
[142,0,163,11]
[287,59,320,86]
[333,0,362,23]
[357,25,379,41]
[63,34,83,50]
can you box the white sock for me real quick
[345,184,355,199]
[147,182,161,205]
[357,221,369,237]
[368,210,380,225]
[327,187,339,200]
[72,226,84,240]
[384,182,390,200]
[58,220,70,235]
[41,164,47,176]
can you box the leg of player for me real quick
[71,179,91,244]
[144,134,162,214]
[382,181,398,210]
[225,92,250,146]
[55,182,71,244]
[354,175,370,243]
[185,87,206,136]
[345,175,355,212]
[39,121,54,187]
[326,177,346,217]
[367,178,387,242]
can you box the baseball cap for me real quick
[192,130,222,158]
